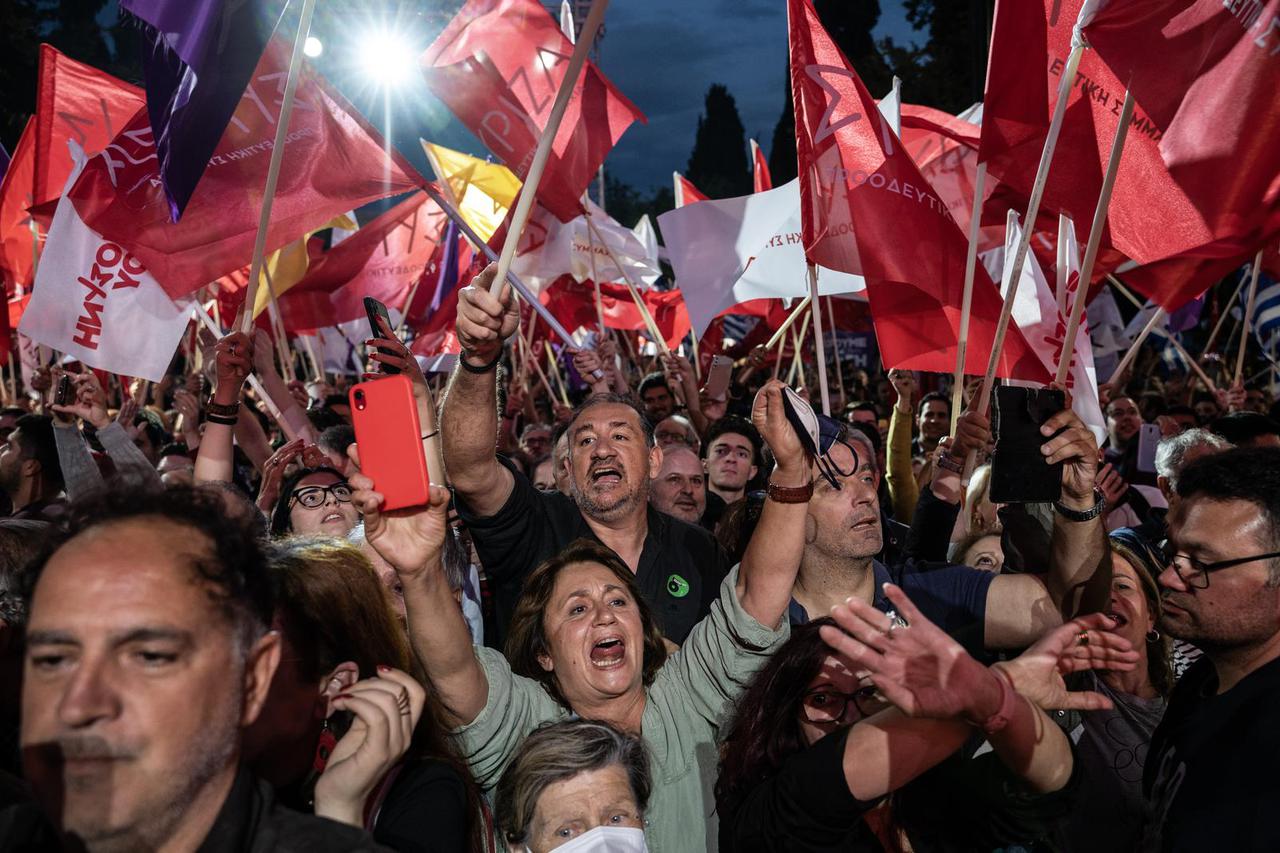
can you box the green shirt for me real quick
[453,566,789,853]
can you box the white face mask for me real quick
[547,826,647,853]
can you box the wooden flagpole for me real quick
[1055,213,1071,309]
[950,161,986,432]
[826,296,846,408]
[488,0,609,297]
[1165,335,1218,393]
[544,341,571,406]
[1236,249,1264,385]
[1202,274,1249,356]
[194,304,286,426]
[765,296,812,350]
[1056,89,1134,385]
[239,0,318,333]
[807,264,831,415]
[972,37,1086,421]
[584,213,668,354]
[1110,307,1166,384]
[583,211,609,335]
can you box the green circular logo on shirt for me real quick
[666,574,690,598]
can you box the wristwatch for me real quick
[766,480,814,504]
[1054,488,1106,522]
[205,398,240,418]
[936,454,964,475]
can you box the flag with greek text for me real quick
[67,39,422,302]
[788,0,1049,381]
[420,0,645,222]
[20,152,194,381]
[120,0,284,221]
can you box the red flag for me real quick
[979,0,1276,306]
[33,45,145,211]
[673,172,708,208]
[788,0,1049,381]
[540,277,690,350]
[751,139,772,192]
[0,119,38,289]
[68,39,422,301]
[420,0,645,222]
[279,192,446,331]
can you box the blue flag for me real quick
[121,0,284,221]
[424,220,461,324]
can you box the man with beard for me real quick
[0,415,64,521]
[1142,447,1280,852]
[442,265,729,647]
[12,486,383,852]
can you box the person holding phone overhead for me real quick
[439,264,731,648]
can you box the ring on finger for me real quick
[1077,630,1090,647]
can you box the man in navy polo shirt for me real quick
[743,405,1110,651]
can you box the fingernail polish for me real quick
[376,664,391,673]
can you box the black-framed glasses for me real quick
[1160,539,1280,590]
[800,685,884,725]
[290,483,352,509]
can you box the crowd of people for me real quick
[0,262,1278,852]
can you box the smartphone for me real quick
[990,385,1066,504]
[1136,422,1161,475]
[349,375,430,510]
[54,374,73,407]
[703,355,733,401]
[363,297,401,375]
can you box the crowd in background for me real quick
[0,263,1278,852]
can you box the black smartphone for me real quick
[54,374,74,407]
[363,297,401,375]
[990,385,1066,504]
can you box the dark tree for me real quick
[879,0,992,115]
[769,0,893,185]
[685,84,751,199]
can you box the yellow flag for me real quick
[253,213,357,319]
[421,140,520,243]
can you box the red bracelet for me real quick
[970,667,1018,735]
[766,480,814,504]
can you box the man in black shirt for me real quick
[444,266,730,647]
[1142,447,1280,852]
[15,487,383,852]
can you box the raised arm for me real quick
[349,471,488,728]
[736,379,810,627]
[441,264,520,517]
[251,328,316,444]
[822,586,1135,799]
[194,331,253,485]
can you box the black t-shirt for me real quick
[455,458,730,648]
[372,760,469,853]
[1142,655,1280,852]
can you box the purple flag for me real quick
[121,0,283,221]
[426,220,461,322]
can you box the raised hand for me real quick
[888,368,916,411]
[51,372,112,429]
[251,328,280,379]
[456,264,518,366]
[948,409,991,465]
[256,438,305,512]
[213,331,254,405]
[313,667,426,827]
[349,458,452,582]
[1097,461,1128,510]
[993,613,1138,712]
[819,583,999,721]
[1039,407,1100,509]
[752,379,807,478]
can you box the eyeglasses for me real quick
[1160,539,1280,590]
[290,483,352,509]
[800,685,884,725]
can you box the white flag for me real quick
[513,199,661,293]
[20,152,193,382]
[658,179,866,337]
[982,215,1104,444]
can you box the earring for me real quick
[312,718,337,774]
[1147,628,1161,643]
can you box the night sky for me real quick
[308,0,919,201]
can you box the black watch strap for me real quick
[458,349,502,374]
[1054,488,1106,522]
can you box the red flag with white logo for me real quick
[67,39,421,301]
[788,0,1049,380]
[32,44,145,211]
[420,0,645,222]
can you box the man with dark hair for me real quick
[1210,411,1280,448]
[0,406,26,443]
[1163,404,1198,434]
[702,415,763,507]
[637,372,676,423]
[444,268,730,646]
[14,486,383,851]
[317,424,357,476]
[1144,447,1280,851]
[0,414,64,521]
[914,391,950,456]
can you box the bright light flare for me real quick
[303,36,323,58]
[358,31,417,88]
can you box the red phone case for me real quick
[349,375,431,511]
